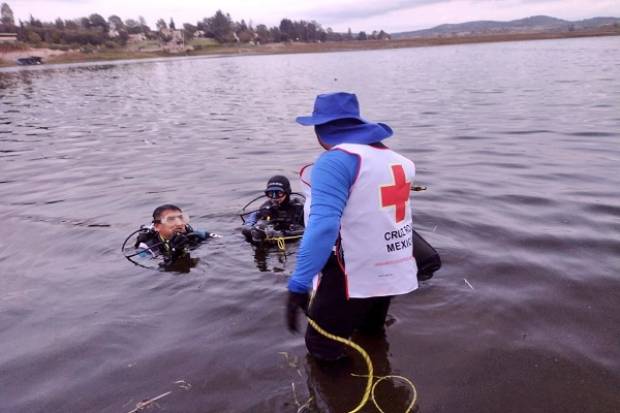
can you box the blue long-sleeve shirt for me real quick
[288,149,360,293]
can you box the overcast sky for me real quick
[7,0,620,33]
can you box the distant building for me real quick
[160,28,184,43]
[128,33,147,43]
[107,22,120,38]
[159,28,185,48]
[159,28,185,50]
[0,32,18,43]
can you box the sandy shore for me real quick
[0,48,69,66]
[1,28,619,68]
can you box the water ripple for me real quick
[1,37,620,413]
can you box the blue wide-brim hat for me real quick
[296,92,393,145]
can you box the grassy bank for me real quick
[2,27,619,68]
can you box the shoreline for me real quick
[1,29,619,68]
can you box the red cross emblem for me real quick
[380,164,411,223]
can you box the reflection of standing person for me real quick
[304,335,412,412]
[286,92,419,362]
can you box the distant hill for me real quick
[392,15,620,38]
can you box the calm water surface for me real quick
[1,37,619,412]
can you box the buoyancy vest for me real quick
[301,143,418,298]
[135,230,169,257]
[258,197,305,228]
[135,224,198,259]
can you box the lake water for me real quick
[1,36,619,413]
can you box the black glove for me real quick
[286,291,309,333]
[169,233,189,258]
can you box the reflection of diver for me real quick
[304,332,415,412]
[241,175,305,245]
[252,243,289,273]
[122,204,218,272]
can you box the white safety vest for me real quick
[300,143,418,298]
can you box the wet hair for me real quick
[152,204,182,223]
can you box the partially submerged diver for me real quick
[130,204,218,270]
[241,175,305,244]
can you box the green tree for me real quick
[80,17,91,29]
[183,23,196,38]
[357,31,367,40]
[279,18,294,41]
[107,15,124,31]
[377,30,390,40]
[54,18,64,30]
[255,24,271,43]
[238,19,248,32]
[89,13,108,32]
[125,18,139,30]
[125,18,147,34]
[206,10,232,42]
[169,18,175,30]
[326,27,342,41]
[1,2,14,26]
[138,16,150,33]
[29,15,43,28]
[346,27,353,40]
[27,30,41,44]
[156,18,167,30]
[269,26,282,42]
[65,19,78,30]
[307,22,318,41]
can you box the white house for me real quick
[0,33,18,43]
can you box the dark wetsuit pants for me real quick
[305,254,392,361]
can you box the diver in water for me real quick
[242,175,305,243]
[133,204,217,270]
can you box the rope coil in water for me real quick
[306,317,417,413]
[265,235,303,251]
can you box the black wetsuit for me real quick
[242,197,305,243]
[257,198,305,228]
[135,224,210,266]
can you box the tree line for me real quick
[0,3,391,50]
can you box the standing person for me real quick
[286,92,419,363]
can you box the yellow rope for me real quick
[264,235,303,251]
[265,235,303,242]
[307,317,373,413]
[306,317,417,413]
[367,374,417,413]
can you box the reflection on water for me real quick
[304,334,415,413]
[253,245,292,273]
[1,36,620,412]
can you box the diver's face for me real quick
[154,209,188,239]
[266,190,287,205]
